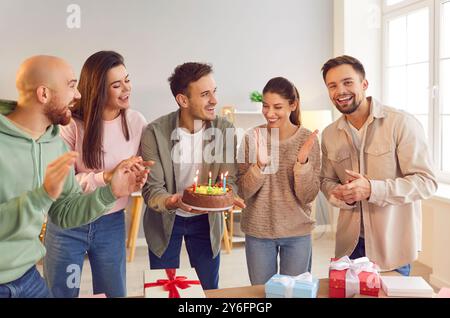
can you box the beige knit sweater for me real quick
[237,125,320,239]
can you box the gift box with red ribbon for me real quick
[329,256,381,298]
[143,268,205,298]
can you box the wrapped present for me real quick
[329,256,380,298]
[381,276,434,297]
[265,272,319,298]
[437,287,450,298]
[143,268,205,298]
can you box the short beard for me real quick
[336,98,361,115]
[44,97,72,126]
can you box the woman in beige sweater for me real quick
[237,77,320,285]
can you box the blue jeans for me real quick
[245,234,312,285]
[148,214,220,290]
[0,266,50,298]
[44,211,126,298]
[350,237,411,276]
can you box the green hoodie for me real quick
[0,100,116,284]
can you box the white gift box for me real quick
[143,268,206,298]
[381,276,434,298]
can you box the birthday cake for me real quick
[182,185,234,211]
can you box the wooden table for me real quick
[205,279,328,298]
[205,271,406,298]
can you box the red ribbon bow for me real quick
[144,269,201,298]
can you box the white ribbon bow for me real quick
[329,256,380,297]
[271,272,313,298]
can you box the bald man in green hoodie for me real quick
[0,56,151,298]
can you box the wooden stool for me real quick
[127,192,144,262]
[222,208,234,253]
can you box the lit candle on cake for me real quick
[220,173,224,188]
[193,176,198,192]
[193,170,199,193]
[223,171,228,192]
[208,171,212,187]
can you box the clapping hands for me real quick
[109,156,154,198]
[254,128,269,169]
[331,169,371,205]
[297,129,319,164]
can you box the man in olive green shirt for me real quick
[141,62,245,290]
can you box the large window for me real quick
[440,0,450,173]
[386,0,407,5]
[383,0,450,182]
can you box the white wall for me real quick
[420,188,450,288]
[332,0,382,119]
[0,0,333,122]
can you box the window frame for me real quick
[382,0,450,183]
[383,0,427,13]
[436,0,450,183]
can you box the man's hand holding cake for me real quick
[178,170,246,213]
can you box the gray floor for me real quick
[37,228,433,297]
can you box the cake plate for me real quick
[181,202,234,212]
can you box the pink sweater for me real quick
[60,109,147,215]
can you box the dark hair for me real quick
[72,51,130,169]
[262,77,301,126]
[321,55,366,82]
[168,62,213,100]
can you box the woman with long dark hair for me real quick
[43,51,149,297]
[237,77,320,285]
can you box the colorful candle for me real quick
[220,173,224,189]
[208,171,212,187]
[223,171,228,192]
[193,176,198,192]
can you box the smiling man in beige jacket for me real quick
[320,55,437,275]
